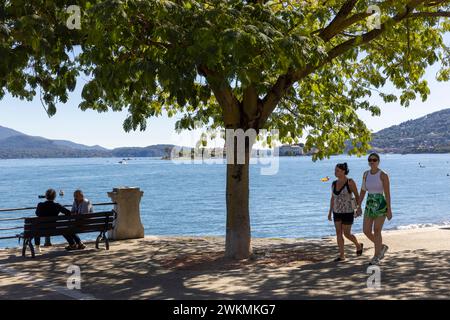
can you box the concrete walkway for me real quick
[0,227,449,300]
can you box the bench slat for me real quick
[24,217,113,230]
[24,212,114,224]
[21,211,114,239]
[23,223,113,238]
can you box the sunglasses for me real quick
[368,158,379,163]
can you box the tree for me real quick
[1,0,450,259]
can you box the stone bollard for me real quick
[107,187,145,240]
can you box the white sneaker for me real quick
[35,245,41,254]
[369,256,380,266]
[379,245,389,260]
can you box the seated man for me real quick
[35,189,80,252]
[71,190,94,214]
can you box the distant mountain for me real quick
[371,108,450,153]
[0,126,23,140]
[0,125,175,159]
[52,140,108,151]
[0,134,112,159]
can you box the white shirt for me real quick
[362,170,385,194]
[71,199,94,214]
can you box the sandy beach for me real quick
[0,226,449,300]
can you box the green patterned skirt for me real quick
[364,193,387,219]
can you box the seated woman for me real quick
[67,190,93,250]
[35,189,80,252]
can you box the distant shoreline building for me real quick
[277,144,304,156]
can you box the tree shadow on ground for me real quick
[0,237,449,300]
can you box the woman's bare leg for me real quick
[363,216,376,243]
[334,221,345,259]
[343,224,362,251]
[373,216,386,257]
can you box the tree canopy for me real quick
[2,0,450,259]
[1,0,449,158]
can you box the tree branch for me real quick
[197,65,241,128]
[319,0,359,41]
[409,11,450,17]
[242,85,262,129]
[316,0,400,42]
[259,0,428,127]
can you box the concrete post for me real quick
[107,187,145,240]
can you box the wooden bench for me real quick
[19,211,115,258]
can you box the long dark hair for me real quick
[368,153,381,162]
[336,163,349,175]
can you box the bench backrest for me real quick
[23,211,115,238]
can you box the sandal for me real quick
[356,243,364,256]
[65,245,78,251]
[77,243,86,250]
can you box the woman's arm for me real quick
[357,173,367,215]
[58,204,71,216]
[349,179,360,206]
[349,179,361,216]
[328,193,334,221]
[35,203,42,217]
[381,172,392,220]
[359,189,366,207]
[88,201,94,213]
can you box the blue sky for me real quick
[0,46,449,149]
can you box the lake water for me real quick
[1,154,449,248]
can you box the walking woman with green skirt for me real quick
[357,153,392,265]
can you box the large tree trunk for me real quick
[199,74,258,260]
[225,140,252,260]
